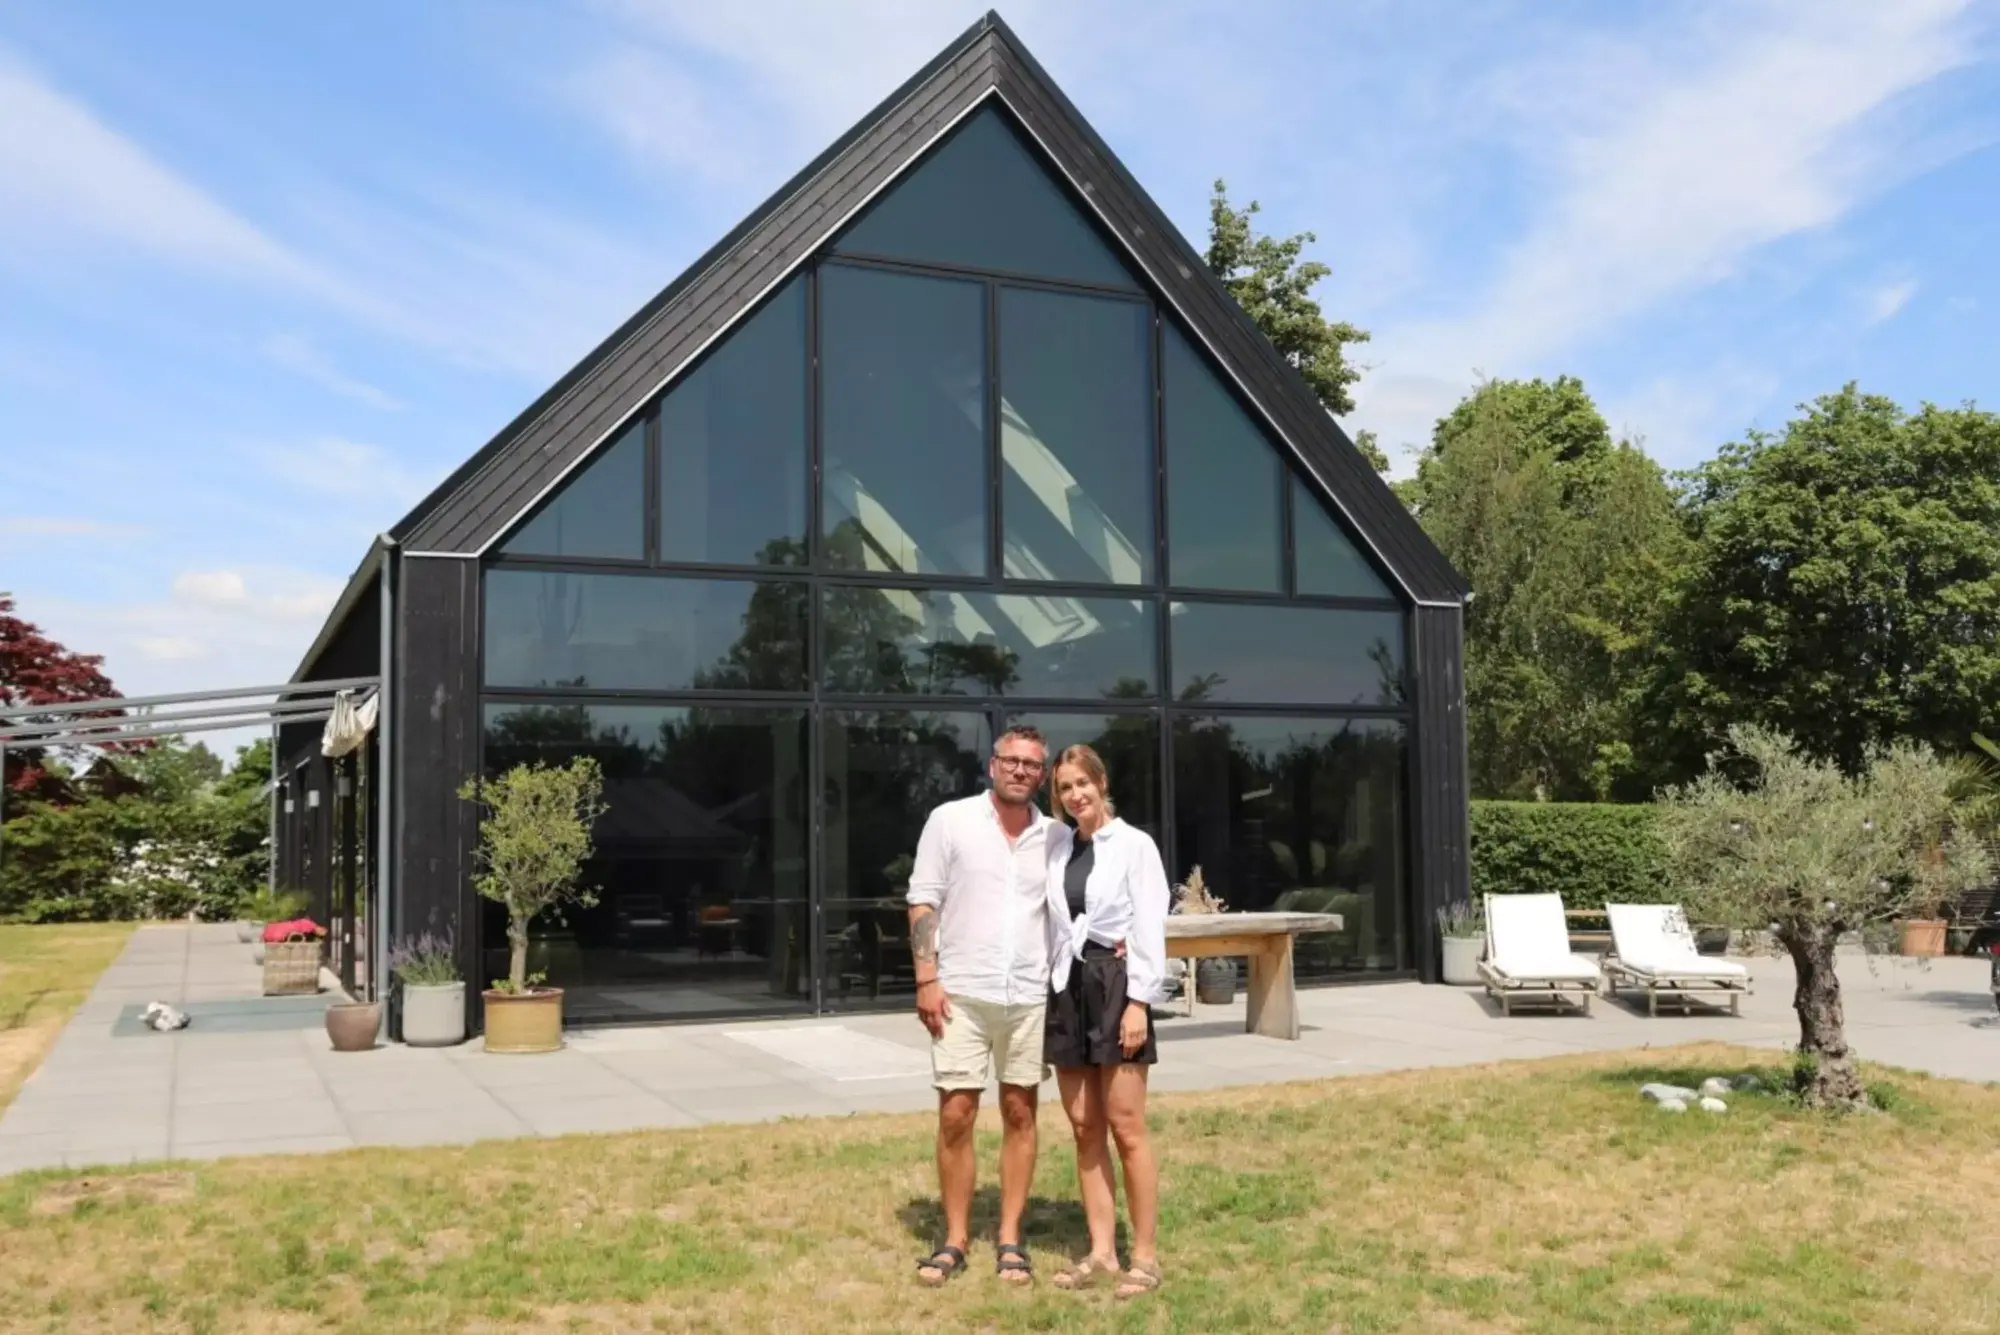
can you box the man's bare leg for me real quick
[918,1088,981,1281]
[996,1082,1039,1283]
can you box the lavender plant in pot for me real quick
[390,931,465,1047]
[1436,899,1483,985]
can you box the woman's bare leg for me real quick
[1056,1066,1118,1263]
[1104,1063,1158,1268]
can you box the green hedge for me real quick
[1469,801,1663,910]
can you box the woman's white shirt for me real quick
[1045,817,1172,1005]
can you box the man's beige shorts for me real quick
[932,995,1049,1091]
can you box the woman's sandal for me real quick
[1114,1259,1163,1299]
[995,1242,1034,1285]
[1051,1253,1120,1291]
[915,1245,967,1287]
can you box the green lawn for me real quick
[2,1040,1996,1334]
[0,922,134,1111]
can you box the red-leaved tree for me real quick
[1,595,121,808]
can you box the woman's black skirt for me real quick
[1045,943,1158,1068]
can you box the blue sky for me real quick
[3,0,1997,749]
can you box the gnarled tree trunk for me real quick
[508,917,530,993]
[1783,925,1867,1108]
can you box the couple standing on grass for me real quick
[906,724,1168,1299]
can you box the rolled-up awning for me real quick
[320,689,380,758]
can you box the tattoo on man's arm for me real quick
[911,908,938,964]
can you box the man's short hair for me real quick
[993,724,1046,758]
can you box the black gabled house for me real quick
[287,11,1470,1033]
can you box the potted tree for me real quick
[390,931,465,1047]
[458,757,605,1054]
[1436,899,1482,984]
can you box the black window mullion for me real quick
[1281,472,1297,598]
[1152,309,1177,880]
[986,278,1002,583]
[807,264,823,571]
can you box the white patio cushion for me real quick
[1483,893,1602,982]
[1606,904,1749,979]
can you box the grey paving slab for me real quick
[6,923,1997,1176]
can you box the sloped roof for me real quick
[386,10,1467,603]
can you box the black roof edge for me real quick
[289,535,386,684]
[985,14,1468,601]
[387,10,1002,545]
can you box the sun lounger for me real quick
[1477,893,1602,1015]
[1603,904,1751,1016]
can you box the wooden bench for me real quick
[1164,912,1345,1040]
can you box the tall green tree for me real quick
[1645,385,2000,780]
[1204,182,1380,466]
[1406,377,1687,800]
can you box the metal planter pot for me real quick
[401,983,468,1048]
[1195,958,1238,1006]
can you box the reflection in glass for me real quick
[1172,602,1404,707]
[1172,715,1406,978]
[659,278,808,566]
[823,585,1155,700]
[1163,326,1283,592]
[820,266,988,576]
[1008,711,1161,839]
[1294,475,1393,600]
[821,710,990,1006]
[834,106,1137,289]
[999,288,1153,586]
[480,703,811,1020]
[483,570,807,692]
[499,419,646,561]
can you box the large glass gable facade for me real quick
[483,104,1411,1020]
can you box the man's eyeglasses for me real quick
[992,756,1046,774]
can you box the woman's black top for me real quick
[1065,837,1094,920]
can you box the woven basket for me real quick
[262,935,323,996]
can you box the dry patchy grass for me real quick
[0,922,134,1109]
[2,1041,1997,1334]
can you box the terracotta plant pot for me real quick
[324,1000,383,1052]
[483,987,564,1053]
[1899,919,1947,957]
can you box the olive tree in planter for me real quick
[1655,725,1988,1110]
[389,931,464,1047]
[458,757,606,1054]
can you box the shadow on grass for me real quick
[897,1185,1118,1263]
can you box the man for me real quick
[907,725,1059,1287]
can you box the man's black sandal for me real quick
[996,1242,1033,1284]
[916,1245,967,1286]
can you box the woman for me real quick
[1043,744,1168,1299]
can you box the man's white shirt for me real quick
[906,792,1060,1007]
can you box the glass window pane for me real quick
[483,570,807,692]
[820,709,990,1006]
[824,584,1156,700]
[1000,288,1154,586]
[499,419,645,560]
[481,703,811,1020]
[1172,602,1404,706]
[1009,711,1161,839]
[1163,327,1283,591]
[1172,715,1407,976]
[660,277,808,566]
[820,266,987,576]
[1295,475,1393,600]
[834,106,1136,289]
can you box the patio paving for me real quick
[3,922,1995,1175]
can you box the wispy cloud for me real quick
[0,49,342,298]
[262,333,403,410]
[1350,0,1985,455]
[246,438,441,511]
[1866,278,1920,324]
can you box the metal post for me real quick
[267,722,279,897]
[374,540,396,1038]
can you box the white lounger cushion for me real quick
[1606,904,1748,980]
[1483,893,1602,982]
